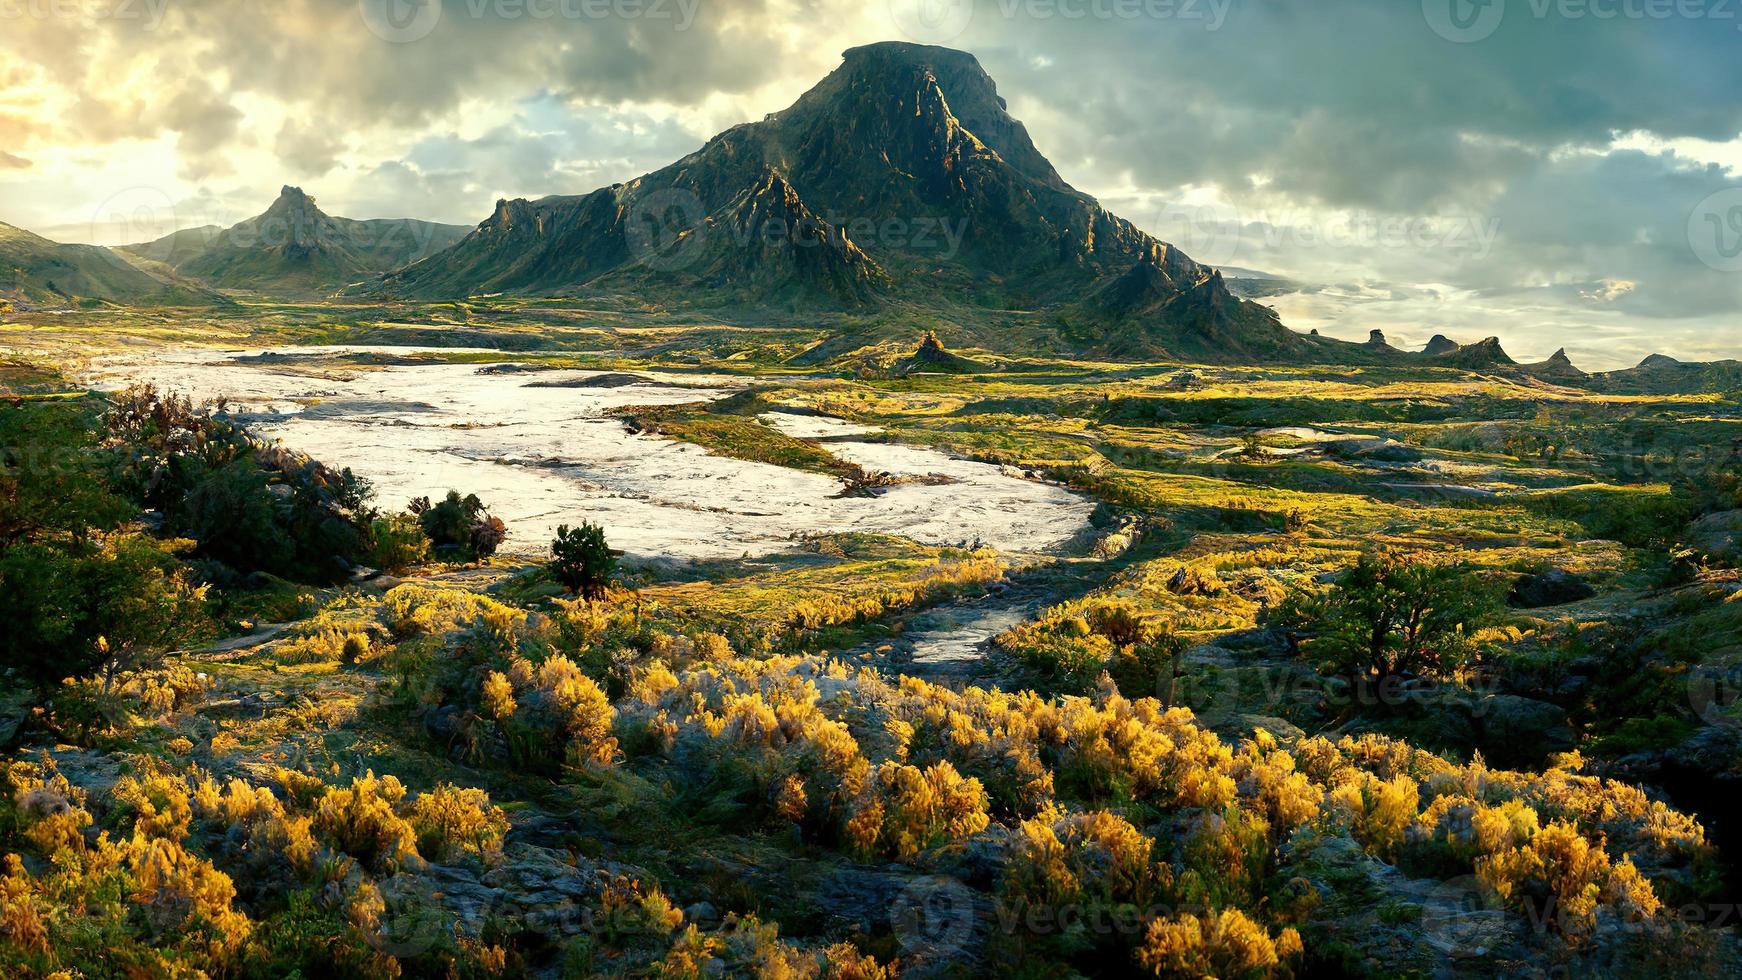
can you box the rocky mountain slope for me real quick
[362,42,1294,360]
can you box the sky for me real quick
[2,0,1740,369]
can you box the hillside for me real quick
[0,221,220,307]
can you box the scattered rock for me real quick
[1508,569,1596,608]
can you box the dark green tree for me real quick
[0,535,210,695]
[0,400,131,548]
[1297,548,1496,682]
[550,522,616,600]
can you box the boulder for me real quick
[1508,569,1596,608]
[1687,510,1742,565]
[1474,695,1573,765]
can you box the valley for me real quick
[4,304,1741,977]
[2,33,1740,980]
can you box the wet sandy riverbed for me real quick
[83,346,1095,562]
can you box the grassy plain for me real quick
[2,303,1740,977]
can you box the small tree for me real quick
[411,491,506,561]
[1298,549,1495,683]
[550,522,616,600]
[0,534,210,697]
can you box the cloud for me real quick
[0,152,28,169]
[274,118,346,178]
[1,0,1739,359]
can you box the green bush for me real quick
[0,534,211,695]
[550,522,616,599]
[105,386,373,583]
[367,513,430,574]
[1289,548,1496,683]
[410,491,506,561]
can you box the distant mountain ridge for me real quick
[0,220,220,307]
[124,186,468,297]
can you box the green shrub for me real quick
[550,522,616,599]
[1289,548,1496,682]
[410,491,507,561]
[367,513,430,574]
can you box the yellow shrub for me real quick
[481,670,517,721]
[312,771,421,871]
[7,759,94,855]
[276,625,376,665]
[0,853,48,955]
[820,941,894,980]
[1136,908,1302,978]
[1474,818,1658,934]
[113,770,194,841]
[529,655,618,766]
[775,774,809,824]
[383,584,515,637]
[844,761,990,860]
[130,834,253,959]
[1232,739,1323,838]
[1005,809,1166,909]
[409,784,509,864]
[600,874,684,939]
[1331,772,1418,858]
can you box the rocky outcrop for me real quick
[1508,569,1596,607]
[1428,336,1515,369]
[1422,334,1459,356]
[1520,347,1586,380]
[1687,510,1742,565]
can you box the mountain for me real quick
[1582,353,1742,394]
[125,187,468,297]
[123,224,222,267]
[363,41,1292,359]
[1519,348,1586,380]
[1427,336,1515,370]
[0,221,221,307]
